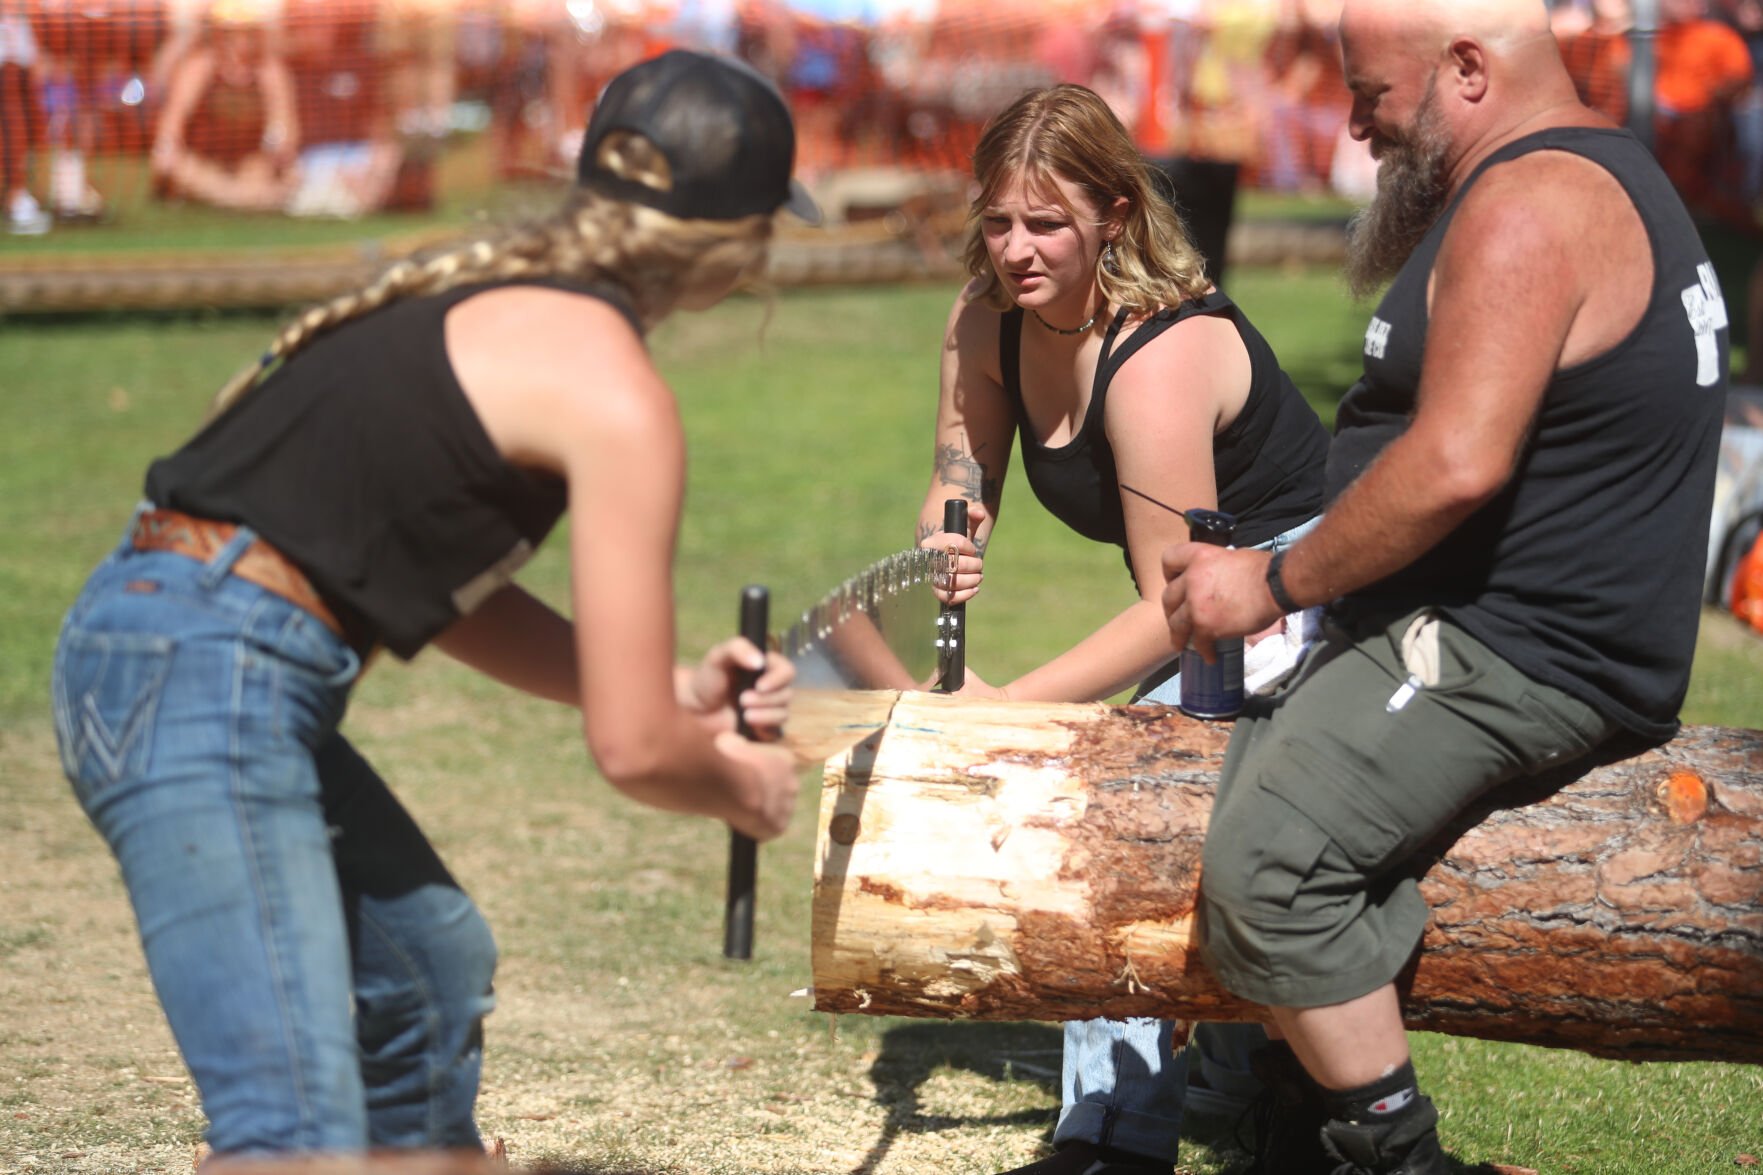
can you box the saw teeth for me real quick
[781,547,941,661]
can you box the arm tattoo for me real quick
[917,518,989,556]
[930,439,995,554]
[935,442,990,503]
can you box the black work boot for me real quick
[1318,1093,1449,1174]
[1240,1042,1333,1174]
[994,1139,1174,1175]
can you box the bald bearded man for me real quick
[1160,2,1728,1171]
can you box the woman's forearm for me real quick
[432,584,580,705]
[1002,597,1178,703]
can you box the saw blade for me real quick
[780,546,945,691]
[772,546,949,762]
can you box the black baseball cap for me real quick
[577,49,822,225]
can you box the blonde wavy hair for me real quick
[208,132,773,418]
[961,84,1210,315]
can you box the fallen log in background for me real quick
[809,693,1763,1065]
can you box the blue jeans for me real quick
[51,513,497,1155]
[1055,516,1321,1161]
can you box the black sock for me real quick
[1320,1059,1423,1125]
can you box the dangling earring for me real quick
[1100,240,1116,273]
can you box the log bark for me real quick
[809,692,1763,1065]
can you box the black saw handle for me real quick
[722,584,768,961]
[937,498,967,693]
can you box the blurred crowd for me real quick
[1553,0,1758,226]
[0,0,1757,236]
[0,0,465,233]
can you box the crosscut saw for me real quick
[723,526,965,960]
[774,543,958,762]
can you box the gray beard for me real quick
[1343,106,1453,301]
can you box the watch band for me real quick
[1266,547,1302,614]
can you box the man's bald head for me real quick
[1336,0,1574,297]
[1339,0,1573,150]
[1341,0,1551,54]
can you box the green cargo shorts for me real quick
[1197,606,1620,1009]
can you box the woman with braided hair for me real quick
[51,49,817,1162]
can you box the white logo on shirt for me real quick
[1681,262,1729,388]
[1365,317,1392,360]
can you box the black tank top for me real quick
[1327,127,1727,739]
[1001,291,1329,550]
[145,277,640,660]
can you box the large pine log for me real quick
[809,693,1763,1065]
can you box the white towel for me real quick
[1244,606,1324,695]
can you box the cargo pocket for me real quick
[1262,733,1412,876]
[1517,688,1608,773]
[52,630,175,799]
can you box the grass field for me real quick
[1,272,1760,1175]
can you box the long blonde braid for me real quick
[206,133,773,420]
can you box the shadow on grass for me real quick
[849,1020,1064,1174]
[846,1024,1520,1175]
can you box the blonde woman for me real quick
[52,50,815,1161]
[149,1,301,212]
[916,84,1330,1174]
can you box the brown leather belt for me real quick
[132,508,348,640]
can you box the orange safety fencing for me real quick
[0,0,1758,239]
[0,0,1374,235]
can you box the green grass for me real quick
[0,188,470,255]
[1235,189,1360,224]
[0,136,527,257]
[1,273,1760,1174]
